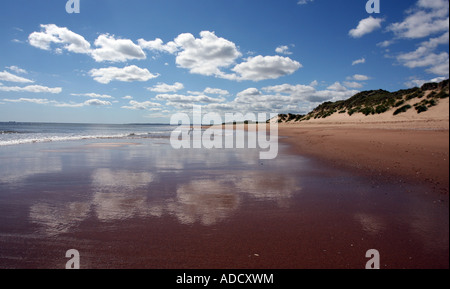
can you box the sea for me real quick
[0,122,175,146]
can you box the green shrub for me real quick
[415,105,428,113]
[429,99,437,107]
[393,105,412,115]
[427,91,437,99]
[394,99,405,107]
[360,106,375,116]
[436,91,449,99]
[375,105,389,114]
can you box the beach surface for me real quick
[278,121,449,195]
[0,123,448,269]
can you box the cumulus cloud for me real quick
[121,100,162,110]
[396,31,449,76]
[348,74,371,81]
[148,82,184,93]
[91,34,146,62]
[2,98,51,104]
[28,24,91,54]
[54,99,112,108]
[349,16,384,38]
[89,65,159,84]
[71,93,113,99]
[29,24,147,63]
[387,0,449,39]
[343,81,364,89]
[0,84,62,94]
[6,66,28,74]
[230,55,302,81]
[203,87,229,95]
[236,88,262,98]
[188,87,230,96]
[230,82,359,114]
[275,45,293,55]
[297,0,314,4]
[352,58,366,66]
[0,71,34,83]
[377,40,395,48]
[138,38,178,54]
[2,98,111,107]
[327,82,348,92]
[174,31,242,76]
[156,94,225,104]
[83,99,112,106]
[404,76,447,87]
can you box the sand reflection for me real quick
[91,169,155,222]
[29,202,91,236]
[166,178,241,226]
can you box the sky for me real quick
[0,0,448,124]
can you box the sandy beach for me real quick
[278,123,449,195]
[0,122,448,269]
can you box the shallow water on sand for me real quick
[0,138,448,269]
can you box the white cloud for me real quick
[148,82,184,93]
[297,0,314,4]
[352,58,366,66]
[121,100,162,110]
[236,88,262,98]
[84,99,112,106]
[174,31,242,76]
[396,32,449,76]
[343,81,364,89]
[262,83,316,96]
[29,24,148,63]
[349,17,384,38]
[404,76,447,88]
[156,94,225,104]
[189,87,230,96]
[0,71,34,83]
[71,93,113,99]
[203,87,229,95]
[89,65,159,84]
[230,55,302,81]
[388,0,449,39]
[327,82,348,92]
[377,40,395,48]
[91,34,146,62]
[348,74,371,81]
[232,82,360,114]
[28,24,91,54]
[275,45,293,55]
[138,38,178,54]
[122,95,133,100]
[54,99,112,108]
[1,97,111,108]
[6,66,27,74]
[0,84,62,94]
[2,98,51,104]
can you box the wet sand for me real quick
[278,123,449,195]
[0,135,448,269]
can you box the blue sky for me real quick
[0,0,448,123]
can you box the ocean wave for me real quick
[0,130,21,135]
[0,132,171,146]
